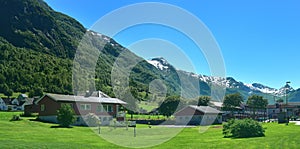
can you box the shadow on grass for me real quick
[224,135,265,139]
[50,125,73,128]
[27,118,73,128]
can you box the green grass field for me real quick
[125,114,172,120]
[1,112,300,148]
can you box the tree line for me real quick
[157,92,268,118]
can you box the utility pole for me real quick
[285,81,291,125]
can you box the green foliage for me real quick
[0,0,85,59]
[57,104,75,127]
[0,0,212,103]
[188,96,211,106]
[28,86,44,98]
[84,113,100,127]
[3,84,13,98]
[247,95,268,109]
[276,98,284,103]
[222,93,243,113]
[247,95,268,118]
[158,96,181,117]
[223,119,265,138]
[10,115,21,121]
[198,96,211,106]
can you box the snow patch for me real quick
[147,60,169,70]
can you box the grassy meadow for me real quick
[1,112,300,148]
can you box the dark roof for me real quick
[20,98,34,106]
[37,93,127,105]
[2,98,12,105]
[189,105,221,114]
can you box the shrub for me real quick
[57,104,75,127]
[223,119,265,138]
[10,115,21,121]
[84,113,100,127]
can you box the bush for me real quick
[223,119,265,138]
[57,104,75,127]
[10,115,21,121]
[84,113,100,127]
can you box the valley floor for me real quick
[1,112,300,149]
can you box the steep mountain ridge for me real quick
[147,57,299,102]
[1,0,299,103]
[0,0,85,58]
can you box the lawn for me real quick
[125,114,172,120]
[1,112,300,148]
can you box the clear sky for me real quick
[44,0,300,89]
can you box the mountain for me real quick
[0,0,183,103]
[1,0,299,105]
[147,57,299,103]
[146,57,170,71]
[0,0,85,59]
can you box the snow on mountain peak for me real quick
[146,57,295,97]
[147,57,169,70]
[245,83,278,94]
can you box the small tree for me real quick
[29,87,44,98]
[3,84,13,98]
[158,96,180,117]
[276,98,284,103]
[197,96,211,106]
[222,93,243,117]
[57,104,75,127]
[247,95,268,119]
[4,89,13,99]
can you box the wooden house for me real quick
[32,93,127,125]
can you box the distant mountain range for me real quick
[147,57,299,103]
[0,0,299,104]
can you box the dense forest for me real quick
[0,0,189,102]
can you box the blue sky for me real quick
[45,0,300,89]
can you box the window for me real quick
[103,105,113,112]
[80,104,91,110]
[97,105,103,112]
[108,105,112,112]
[86,104,91,110]
[41,104,45,111]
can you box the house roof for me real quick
[209,101,223,108]
[189,105,222,114]
[2,98,12,105]
[174,105,222,116]
[20,98,34,106]
[37,93,127,105]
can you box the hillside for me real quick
[0,0,298,106]
[0,0,184,104]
